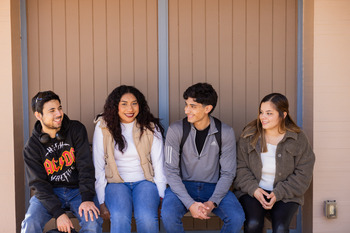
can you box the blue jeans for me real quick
[161,181,245,233]
[105,180,160,233]
[21,187,102,233]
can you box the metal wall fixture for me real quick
[324,200,337,219]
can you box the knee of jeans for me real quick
[135,211,158,222]
[80,217,103,232]
[244,219,264,233]
[23,212,43,225]
[222,207,245,225]
[21,216,44,233]
[160,204,173,220]
[162,207,184,224]
[109,210,131,224]
[134,214,159,229]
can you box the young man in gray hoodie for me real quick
[161,83,245,233]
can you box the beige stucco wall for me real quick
[312,0,350,232]
[0,0,17,232]
[0,0,24,232]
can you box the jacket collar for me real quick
[247,130,298,153]
[189,115,218,135]
[282,130,298,141]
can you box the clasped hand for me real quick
[189,201,215,220]
[253,188,276,209]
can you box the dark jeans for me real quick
[239,194,299,233]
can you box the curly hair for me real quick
[101,85,164,152]
[183,82,218,114]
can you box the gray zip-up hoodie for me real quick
[164,116,237,209]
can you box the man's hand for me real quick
[78,201,100,222]
[57,213,74,233]
[99,203,110,221]
[189,202,210,220]
[201,201,215,216]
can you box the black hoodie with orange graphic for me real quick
[23,114,95,219]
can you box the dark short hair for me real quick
[31,91,61,114]
[183,82,218,114]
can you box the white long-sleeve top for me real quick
[93,120,167,204]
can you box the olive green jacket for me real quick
[234,130,315,205]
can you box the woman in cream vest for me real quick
[93,85,166,233]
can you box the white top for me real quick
[258,143,277,191]
[93,120,167,204]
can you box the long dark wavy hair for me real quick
[241,93,300,152]
[100,85,164,152]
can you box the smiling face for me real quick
[35,99,64,135]
[118,93,139,123]
[184,97,212,130]
[259,101,286,133]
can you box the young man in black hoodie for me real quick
[21,91,102,233]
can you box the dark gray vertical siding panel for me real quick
[158,0,169,127]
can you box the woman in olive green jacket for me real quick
[234,93,315,233]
